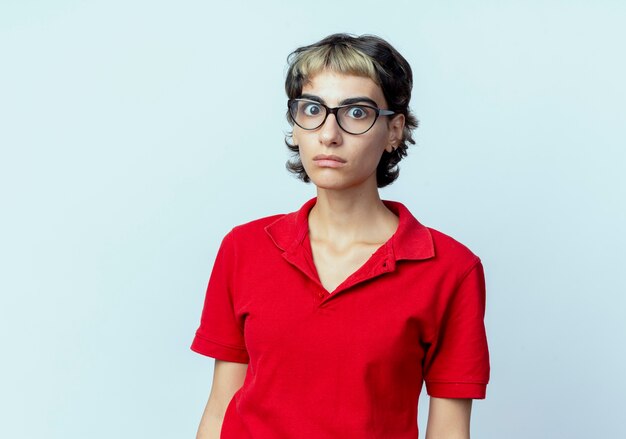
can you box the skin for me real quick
[426,398,473,439]
[292,71,405,293]
[196,70,472,439]
[196,360,247,439]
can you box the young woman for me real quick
[191,33,490,439]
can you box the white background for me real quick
[1,1,625,437]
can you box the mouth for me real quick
[312,154,347,169]
[313,154,347,163]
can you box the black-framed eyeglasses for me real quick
[288,98,396,135]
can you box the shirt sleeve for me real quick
[423,259,490,399]
[190,230,249,363]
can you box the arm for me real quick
[425,397,472,439]
[196,359,248,439]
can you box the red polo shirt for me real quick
[191,198,490,438]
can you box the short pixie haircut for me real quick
[284,33,418,188]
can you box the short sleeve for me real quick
[190,231,249,363]
[423,259,490,398]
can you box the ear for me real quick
[385,114,405,152]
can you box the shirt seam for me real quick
[458,255,482,284]
[429,255,482,348]
[226,228,247,341]
[194,332,247,351]
[425,379,489,385]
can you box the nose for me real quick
[319,112,343,147]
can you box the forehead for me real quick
[302,70,387,106]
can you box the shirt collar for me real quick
[264,197,435,262]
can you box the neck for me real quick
[309,185,398,243]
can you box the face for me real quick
[291,70,405,192]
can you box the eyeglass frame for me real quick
[287,98,396,135]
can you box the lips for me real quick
[313,154,347,163]
[312,154,347,169]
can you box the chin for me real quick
[310,178,343,190]
[305,167,376,192]
[310,176,370,192]
[308,174,344,190]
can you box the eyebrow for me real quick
[299,93,380,108]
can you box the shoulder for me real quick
[225,199,312,251]
[214,213,289,263]
[225,213,287,243]
[388,199,480,273]
[426,226,482,275]
[427,226,479,260]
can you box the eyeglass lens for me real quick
[289,100,379,134]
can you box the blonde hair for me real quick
[288,43,380,86]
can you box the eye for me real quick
[302,102,323,117]
[345,106,370,120]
